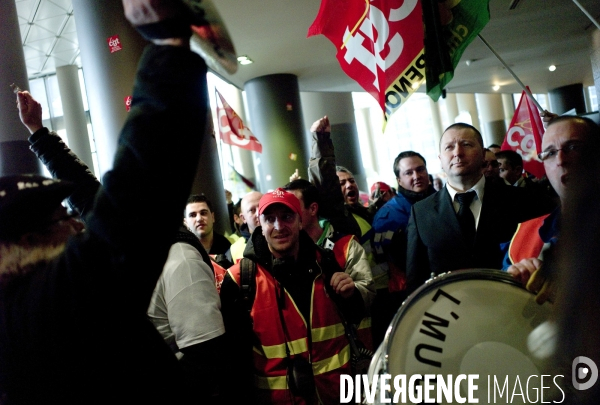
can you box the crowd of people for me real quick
[0,1,598,404]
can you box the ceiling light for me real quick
[492,84,500,91]
[237,56,253,65]
[548,65,556,72]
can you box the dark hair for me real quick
[233,199,242,216]
[393,151,427,178]
[284,179,320,209]
[488,143,501,149]
[441,123,484,150]
[185,194,213,214]
[495,150,523,169]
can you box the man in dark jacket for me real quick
[0,1,211,404]
[406,123,555,293]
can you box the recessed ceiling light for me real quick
[549,65,556,72]
[492,84,500,91]
[237,55,253,65]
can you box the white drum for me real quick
[366,270,557,405]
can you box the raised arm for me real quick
[17,91,100,220]
[307,116,360,238]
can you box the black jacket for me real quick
[406,180,556,293]
[0,45,208,405]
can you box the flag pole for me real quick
[572,0,600,30]
[477,34,544,112]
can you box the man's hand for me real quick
[330,272,355,299]
[540,110,558,129]
[16,91,43,134]
[507,257,541,286]
[310,116,330,134]
[289,169,300,182]
[122,0,190,47]
[508,257,554,304]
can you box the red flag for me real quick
[501,90,545,179]
[308,0,425,128]
[228,163,257,191]
[215,90,262,153]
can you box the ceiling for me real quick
[15,0,600,96]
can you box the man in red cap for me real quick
[219,188,366,405]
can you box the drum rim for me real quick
[379,268,532,374]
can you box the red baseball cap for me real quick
[258,188,302,216]
[370,181,391,195]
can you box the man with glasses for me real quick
[219,188,366,404]
[506,116,600,303]
[482,148,501,183]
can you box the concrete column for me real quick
[592,30,600,110]
[300,92,367,192]
[502,93,515,130]
[244,74,308,192]
[476,93,506,147]
[456,93,481,130]
[354,107,380,180]
[0,0,41,175]
[72,0,147,178]
[548,84,586,115]
[56,64,95,173]
[189,112,231,236]
[441,93,459,128]
[429,98,444,151]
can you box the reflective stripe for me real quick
[255,375,288,390]
[312,323,345,342]
[312,344,350,375]
[259,338,307,359]
[357,317,371,329]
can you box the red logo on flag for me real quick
[501,90,545,179]
[124,96,132,112]
[215,90,262,153]
[308,0,425,125]
[107,35,122,53]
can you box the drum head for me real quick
[379,270,554,404]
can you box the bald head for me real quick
[240,191,262,233]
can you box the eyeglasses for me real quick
[537,142,584,161]
[261,212,297,225]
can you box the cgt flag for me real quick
[308,0,426,129]
[424,0,490,102]
[501,90,545,179]
[215,90,262,153]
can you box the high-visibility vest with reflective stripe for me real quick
[229,257,351,405]
[229,237,246,263]
[508,214,550,265]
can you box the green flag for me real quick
[424,0,491,101]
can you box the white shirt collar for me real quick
[446,175,486,202]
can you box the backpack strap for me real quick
[239,257,256,313]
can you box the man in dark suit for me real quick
[406,123,554,293]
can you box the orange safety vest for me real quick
[329,234,373,352]
[209,255,227,293]
[507,214,550,265]
[229,256,351,405]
